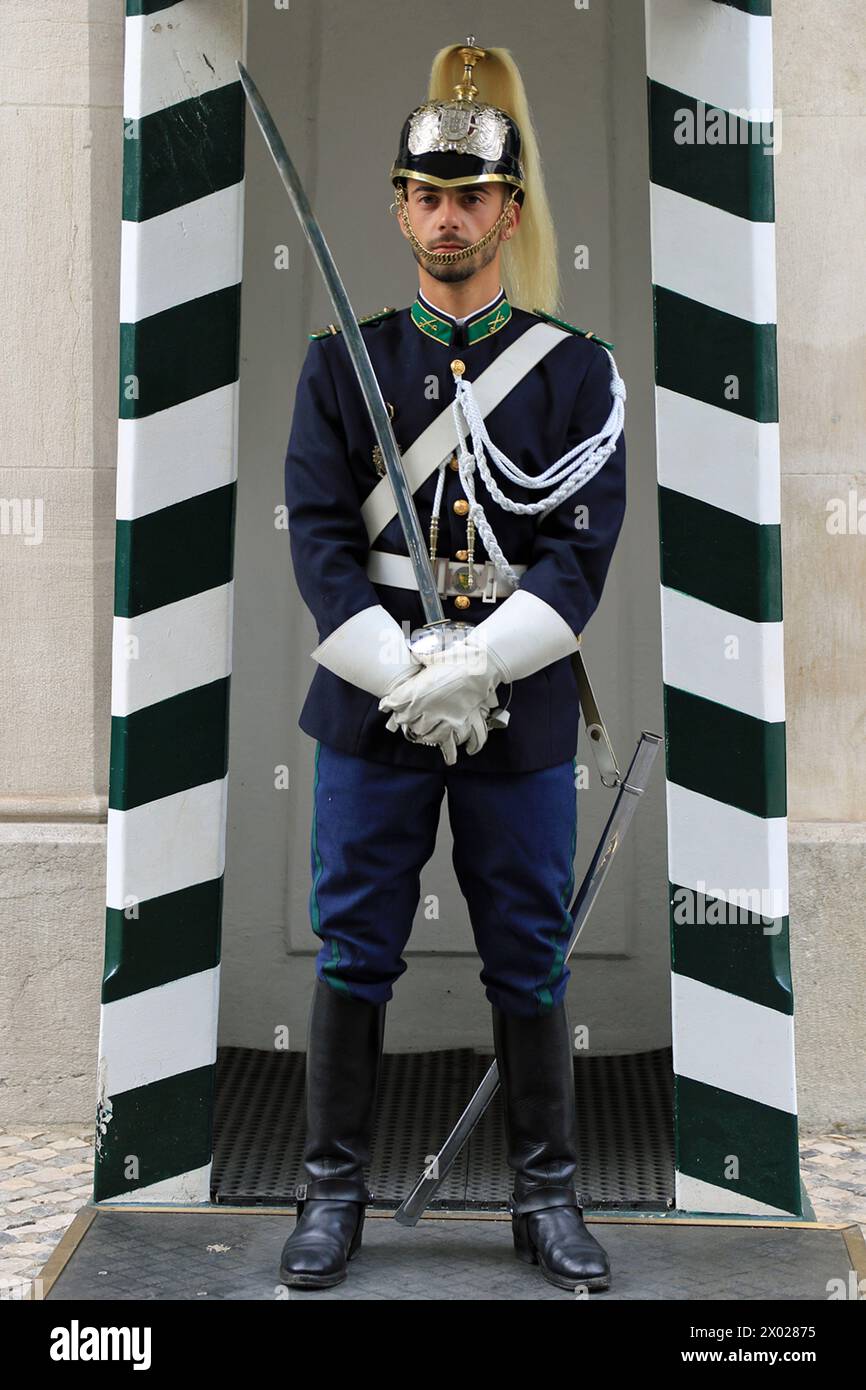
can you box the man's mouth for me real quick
[432,242,465,250]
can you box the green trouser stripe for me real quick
[669,881,792,1014]
[664,685,786,819]
[658,486,782,623]
[309,743,323,936]
[122,84,245,223]
[93,1064,215,1201]
[309,742,349,995]
[114,483,235,618]
[102,878,223,1004]
[109,678,230,811]
[535,758,579,1012]
[676,1074,801,1215]
[648,79,775,222]
[654,286,778,423]
[119,284,242,419]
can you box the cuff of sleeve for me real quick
[310,604,420,697]
[471,589,579,682]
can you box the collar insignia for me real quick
[410,289,512,346]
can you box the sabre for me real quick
[237,60,510,730]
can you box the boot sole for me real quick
[279,1264,350,1289]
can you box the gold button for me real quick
[454,595,471,610]
[453,499,469,517]
[449,454,459,471]
[451,359,465,376]
[455,549,468,561]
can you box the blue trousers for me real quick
[308,741,578,1018]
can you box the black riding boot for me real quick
[279,978,387,1289]
[492,1000,611,1292]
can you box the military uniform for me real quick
[285,287,625,1018]
[278,36,622,1294]
[286,287,625,774]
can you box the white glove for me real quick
[310,604,423,697]
[399,708,493,765]
[378,589,579,759]
[379,636,507,760]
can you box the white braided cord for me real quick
[448,348,626,589]
[432,455,447,516]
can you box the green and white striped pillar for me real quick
[95,0,799,1216]
[646,0,799,1215]
[95,0,245,1203]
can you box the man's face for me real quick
[399,178,516,285]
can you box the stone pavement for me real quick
[0,1125,94,1293]
[1,1124,863,1298]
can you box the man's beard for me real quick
[411,233,501,283]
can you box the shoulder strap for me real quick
[362,321,569,545]
[531,308,614,351]
[310,306,398,340]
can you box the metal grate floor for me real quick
[212,1046,675,1211]
[46,1210,856,1303]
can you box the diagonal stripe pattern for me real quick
[647,0,801,1216]
[95,0,245,1204]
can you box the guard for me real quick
[280,38,626,1293]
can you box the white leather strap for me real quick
[361,322,569,546]
[366,549,527,604]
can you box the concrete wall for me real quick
[774,0,866,1127]
[0,0,122,1119]
[0,0,861,1127]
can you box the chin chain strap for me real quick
[442,350,626,590]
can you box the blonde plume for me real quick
[426,44,561,316]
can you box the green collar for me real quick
[410,289,512,346]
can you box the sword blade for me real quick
[237,61,445,627]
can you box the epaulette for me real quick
[530,307,613,351]
[309,307,398,340]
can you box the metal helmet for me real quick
[390,40,526,204]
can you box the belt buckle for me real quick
[451,560,479,595]
[482,561,499,604]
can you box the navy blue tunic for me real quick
[284,289,626,773]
